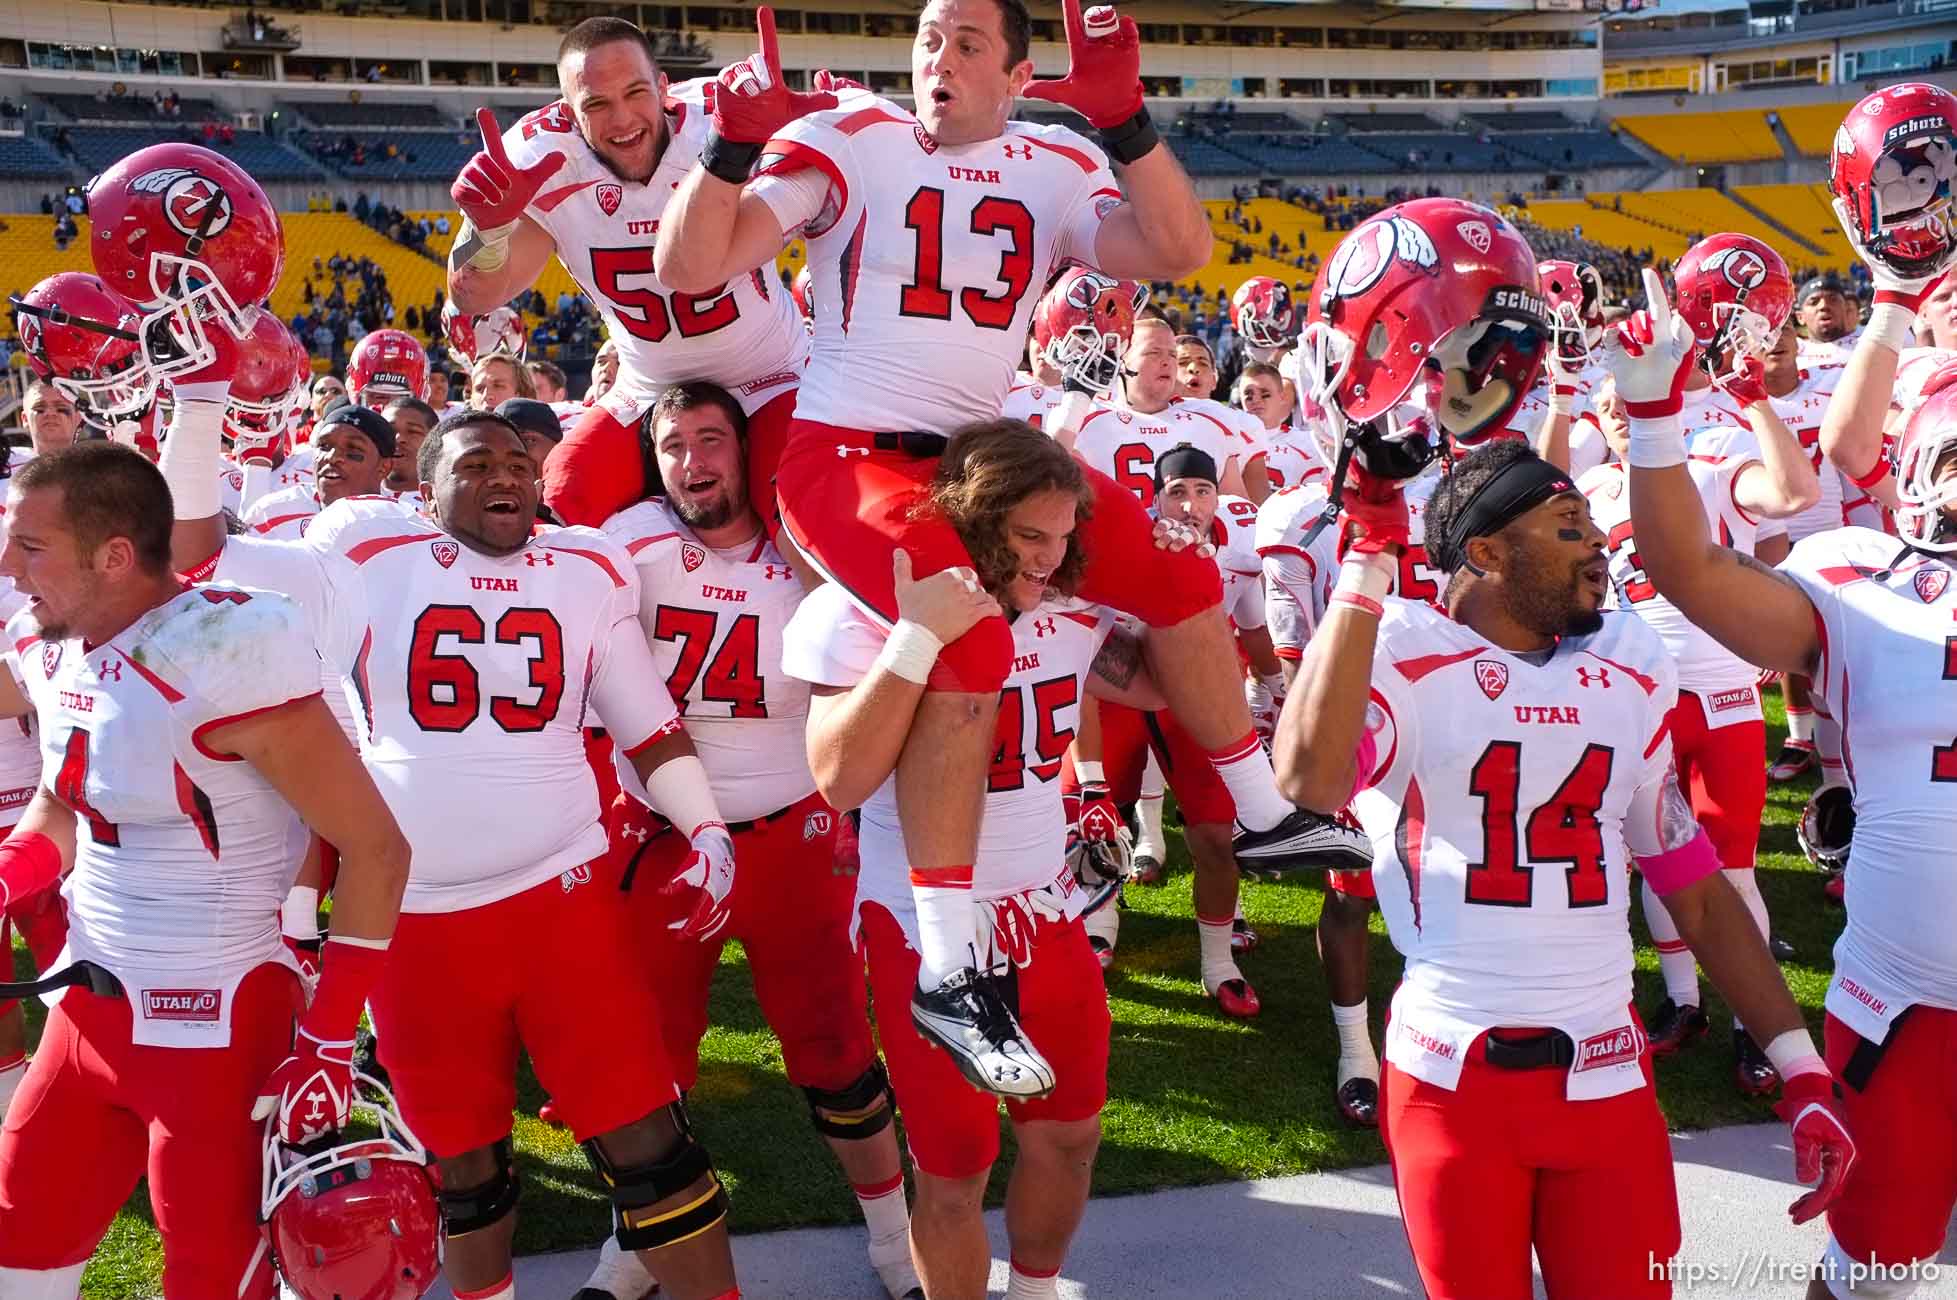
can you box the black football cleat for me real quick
[1645,998,1710,1057]
[912,967,1055,1100]
[1769,935,1797,963]
[1768,740,1816,782]
[1131,851,1164,885]
[1231,916,1260,954]
[1233,808,1372,875]
[1734,1027,1779,1097]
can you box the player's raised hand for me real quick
[1022,0,1144,131]
[811,68,867,94]
[1775,1068,1856,1223]
[1717,352,1770,409]
[451,106,565,236]
[892,549,1000,646]
[1602,266,1696,420]
[706,7,837,153]
[1337,462,1411,559]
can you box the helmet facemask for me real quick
[1866,137,1957,281]
[1896,425,1957,553]
[1044,323,1124,397]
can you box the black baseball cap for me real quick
[497,397,563,445]
[316,403,398,458]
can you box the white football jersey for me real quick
[1770,362,1848,542]
[602,500,815,822]
[1000,380,1070,431]
[1357,600,1679,1099]
[242,481,323,541]
[0,583,40,826]
[1176,496,1264,632]
[504,85,808,418]
[784,584,1112,906]
[1893,346,1956,415]
[1073,398,1255,508]
[231,499,683,912]
[1255,481,1339,657]
[750,95,1118,433]
[1797,325,1867,366]
[1781,530,1957,1042]
[1581,457,1766,704]
[1258,424,1331,494]
[10,585,319,1045]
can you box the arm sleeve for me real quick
[1261,549,1322,656]
[752,121,853,239]
[1057,162,1121,268]
[587,608,683,755]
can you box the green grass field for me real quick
[36,691,1839,1298]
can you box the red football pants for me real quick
[1061,702,1236,827]
[1823,1007,1957,1269]
[542,388,799,529]
[0,885,70,1019]
[608,790,876,1093]
[1382,1030,1679,1299]
[1668,689,1766,871]
[775,419,1222,693]
[0,963,300,1299]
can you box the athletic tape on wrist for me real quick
[281,886,321,941]
[1626,415,1688,469]
[1764,1028,1825,1079]
[1074,760,1106,785]
[644,754,724,843]
[1865,301,1917,353]
[158,396,227,520]
[876,620,943,685]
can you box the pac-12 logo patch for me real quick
[681,543,706,573]
[1915,566,1950,603]
[431,540,459,569]
[1474,659,1509,701]
[596,183,622,216]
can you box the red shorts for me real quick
[368,871,680,1155]
[860,901,1109,1180]
[0,962,299,1298]
[1823,1007,1957,1268]
[1668,689,1766,871]
[607,790,875,1093]
[1381,1021,1678,1300]
[1065,702,1235,827]
[776,419,1222,694]
[541,388,798,530]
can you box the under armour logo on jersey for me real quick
[762,564,793,581]
[619,824,649,844]
[1003,142,1033,161]
[96,658,122,683]
[1576,666,1610,689]
[1032,617,1057,638]
[836,445,869,458]
[524,551,555,567]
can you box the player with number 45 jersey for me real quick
[446,17,810,528]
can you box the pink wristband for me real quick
[1637,827,1721,896]
[1331,591,1384,618]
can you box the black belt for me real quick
[871,431,949,458]
[1483,1028,1576,1071]
[724,802,802,836]
[0,960,123,1002]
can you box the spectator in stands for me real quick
[527,361,568,404]
[19,381,82,456]
[354,192,370,223]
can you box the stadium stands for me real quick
[1772,101,1856,158]
[297,129,473,180]
[40,92,221,123]
[1734,182,1857,268]
[0,134,70,179]
[1463,111,1578,131]
[47,125,318,180]
[1518,196,1692,260]
[1502,131,1646,170]
[0,217,96,343]
[1614,110,1780,163]
[1335,132,1528,172]
[1334,112,1442,133]
[287,101,456,129]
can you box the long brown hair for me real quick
[923,418,1094,599]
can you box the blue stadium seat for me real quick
[1502,130,1645,169]
[50,126,317,181]
[0,134,70,179]
[41,93,220,123]
[1333,112,1442,133]
[298,129,475,180]
[287,101,455,129]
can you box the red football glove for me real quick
[812,69,868,94]
[656,821,737,941]
[1074,782,1125,843]
[1717,353,1770,409]
[1337,465,1411,559]
[706,7,838,148]
[1775,1068,1856,1224]
[254,1028,355,1144]
[451,106,566,235]
[1022,0,1144,129]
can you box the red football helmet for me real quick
[1030,267,1148,397]
[347,329,430,407]
[1893,358,1957,551]
[791,266,815,320]
[9,271,154,422]
[1536,259,1606,366]
[1671,233,1793,390]
[441,302,528,363]
[225,314,311,446]
[1230,276,1296,351]
[261,1076,441,1300]
[1831,83,1957,283]
[1300,197,1548,452]
[86,142,285,383]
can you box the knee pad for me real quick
[437,1137,521,1239]
[582,1115,729,1252]
[802,1059,895,1142]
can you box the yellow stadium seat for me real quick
[1774,102,1856,159]
[1732,183,1856,270]
[1520,198,1691,259]
[0,217,100,341]
[1616,111,1780,164]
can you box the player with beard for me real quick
[242,405,400,540]
[1275,435,1853,1298]
[1796,275,1864,365]
[446,16,813,530]
[585,382,917,1300]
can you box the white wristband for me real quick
[1626,414,1688,470]
[456,218,516,273]
[1074,760,1106,785]
[157,395,227,520]
[1548,389,1574,419]
[1763,1028,1825,1079]
[1865,302,1917,354]
[876,619,943,685]
[1334,553,1394,603]
[642,754,724,840]
[281,885,320,941]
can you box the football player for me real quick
[446,17,810,530]
[470,353,535,410]
[1795,273,1862,365]
[785,419,1165,1300]
[19,382,83,459]
[0,444,410,1300]
[1175,332,1220,401]
[241,405,399,541]
[583,382,916,1300]
[1073,318,1254,504]
[654,0,1333,1093]
[1277,433,1853,1299]
[382,396,439,498]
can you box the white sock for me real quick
[1134,793,1166,860]
[1786,706,1814,745]
[1642,876,1700,1007]
[577,1238,654,1300]
[0,1263,87,1300]
[1198,914,1241,993]
[1332,1000,1379,1085]
[855,1176,921,1300]
[913,882,976,987]
[454,1273,516,1300]
[1082,898,1120,957]
[1006,1260,1061,1300]
[1208,733,1292,831]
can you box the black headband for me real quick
[1155,443,1219,491]
[1431,454,1576,575]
